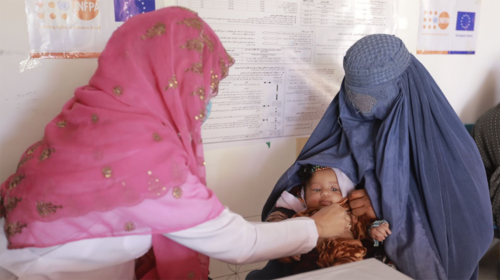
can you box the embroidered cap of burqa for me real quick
[262,34,493,279]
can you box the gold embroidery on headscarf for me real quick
[17,156,34,171]
[181,37,204,53]
[177,18,203,30]
[198,109,206,120]
[153,133,162,142]
[192,86,205,100]
[173,187,183,199]
[56,121,66,128]
[39,148,55,162]
[5,222,27,238]
[220,58,229,78]
[113,86,123,96]
[124,222,135,232]
[195,109,207,121]
[27,141,43,155]
[92,113,99,124]
[5,197,22,214]
[8,175,25,190]
[225,49,235,65]
[102,166,112,178]
[141,22,166,40]
[170,75,179,89]
[36,201,63,217]
[211,70,219,92]
[164,75,178,90]
[186,62,203,74]
[201,34,214,53]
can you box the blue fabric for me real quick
[261,34,493,280]
[203,100,212,124]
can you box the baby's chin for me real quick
[313,200,343,208]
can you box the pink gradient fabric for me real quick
[1,7,234,279]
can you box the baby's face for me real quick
[305,169,343,209]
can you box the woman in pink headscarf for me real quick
[0,7,369,280]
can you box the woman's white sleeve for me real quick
[163,208,318,264]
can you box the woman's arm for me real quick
[163,173,349,265]
[164,208,317,264]
[265,209,302,263]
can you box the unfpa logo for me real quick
[73,0,99,20]
[423,10,449,30]
[438,12,450,30]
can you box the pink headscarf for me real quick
[1,7,234,279]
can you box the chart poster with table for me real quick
[183,0,397,143]
[24,0,397,143]
[417,0,481,55]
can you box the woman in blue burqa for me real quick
[252,34,493,279]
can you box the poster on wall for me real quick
[24,0,397,143]
[417,0,480,54]
[175,0,397,143]
[24,0,167,58]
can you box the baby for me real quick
[266,165,391,274]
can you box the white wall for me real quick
[1,0,500,221]
[396,1,500,123]
[1,1,500,278]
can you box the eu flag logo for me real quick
[456,12,475,31]
[115,0,156,22]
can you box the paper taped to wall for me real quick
[24,0,397,143]
[183,0,398,142]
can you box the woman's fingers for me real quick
[348,189,376,220]
[349,189,367,200]
[311,204,350,238]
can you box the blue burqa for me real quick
[261,35,493,279]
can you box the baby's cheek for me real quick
[305,195,319,207]
[333,193,343,203]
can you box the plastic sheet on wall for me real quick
[21,0,398,144]
[24,0,158,59]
